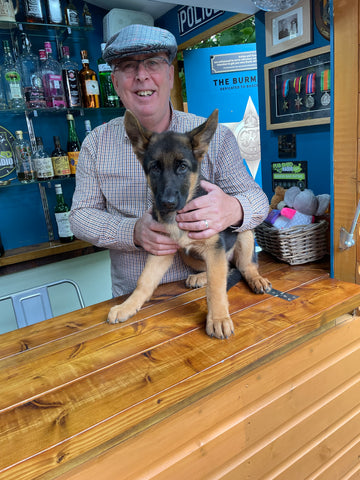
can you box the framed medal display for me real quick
[265,0,313,57]
[264,46,330,130]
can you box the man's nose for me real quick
[135,61,149,79]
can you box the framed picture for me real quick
[314,0,330,40]
[265,0,312,56]
[264,46,331,130]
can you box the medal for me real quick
[321,69,331,106]
[293,76,303,110]
[281,79,290,111]
[305,73,316,109]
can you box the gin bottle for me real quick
[98,43,120,108]
[19,34,46,109]
[42,41,66,108]
[1,41,25,110]
[13,130,36,183]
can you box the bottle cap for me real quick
[66,114,74,120]
[62,45,70,57]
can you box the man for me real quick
[69,24,269,297]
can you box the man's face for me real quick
[111,53,174,130]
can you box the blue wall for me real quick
[255,7,331,199]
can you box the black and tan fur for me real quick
[108,109,271,339]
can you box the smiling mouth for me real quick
[136,90,154,97]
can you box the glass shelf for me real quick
[0,20,94,35]
[0,107,125,117]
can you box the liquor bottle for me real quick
[19,34,46,109]
[1,41,25,110]
[98,43,120,108]
[45,0,63,24]
[82,1,92,26]
[41,41,66,108]
[66,113,81,175]
[61,45,82,108]
[51,135,71,178]
[13,130,37,183]
[79,50,100,108]
[54,183,74,243]
[23,0,45,23]
[32,136,54,180]
[64,0,79,26]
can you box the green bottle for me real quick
[54,183,74,243]
[66,113,81,175]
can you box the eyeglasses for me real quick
[113,56,171,76]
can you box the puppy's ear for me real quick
[189,109,218,162]
[124,110,153,162]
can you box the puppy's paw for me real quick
[186,272,207,288]
[107,303,138,324]
[206,315,234,340]
[248,276,272,294]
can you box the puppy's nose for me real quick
[161,189,178,211]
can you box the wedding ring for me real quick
[204,219,209,230]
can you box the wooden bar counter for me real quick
[2,252,360,479]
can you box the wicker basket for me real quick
[255,220,329,265]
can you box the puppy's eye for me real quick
[177,162,188,173]
[149,162,161,174]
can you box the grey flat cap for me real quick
[103,24,178,65]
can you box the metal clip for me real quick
[339,199,360,250]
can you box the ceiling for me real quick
[86,0,259,19]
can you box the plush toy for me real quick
[270,185,286,211]
[284,186,330,216]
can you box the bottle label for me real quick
[98,63,112,73]
[5,72,22,99]
[34,156,54,179]
[63,69,81,107]
[68,151,79,174]
[85,80,99,95]
[67,8,79,25]
[25,0,42,17]
[52,155,70,176]
[84,14,92,26]
[55,211,73,237]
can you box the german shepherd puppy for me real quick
[108,109,271,339]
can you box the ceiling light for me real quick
[251,0,300,12]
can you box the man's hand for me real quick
[176,180,243,239]
[134,211,179,255]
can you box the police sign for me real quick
[177,7,224,36]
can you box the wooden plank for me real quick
[1,278,360,479]
[57,316,360,480]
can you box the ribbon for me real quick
[282,79,290,98]
[321,69,330,92]
[306,73,316,94]
[293,76,302,94]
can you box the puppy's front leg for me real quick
[108,254,175,324]
[205,248,234,339]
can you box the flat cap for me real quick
[103,24,178,65]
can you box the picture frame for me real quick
[264,46,331,130]
[265,0,312,57]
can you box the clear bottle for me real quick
[64,0,79,26]
[45,0,63,24]
[51,135,71,178]
[61,45,82,108]
[23,0,44,23]
[42,41,66,108]
[66,113,81,175]
[82,1,92,26]
[33,136,54,181]
[1,40,25,110]
[98,43,120,108]
[19,34,46,109]
[54,183,74,243]
[13,130,36,183]
[79,50,100,108]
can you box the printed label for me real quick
[68,151,79,175]
[55,211,73,237]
